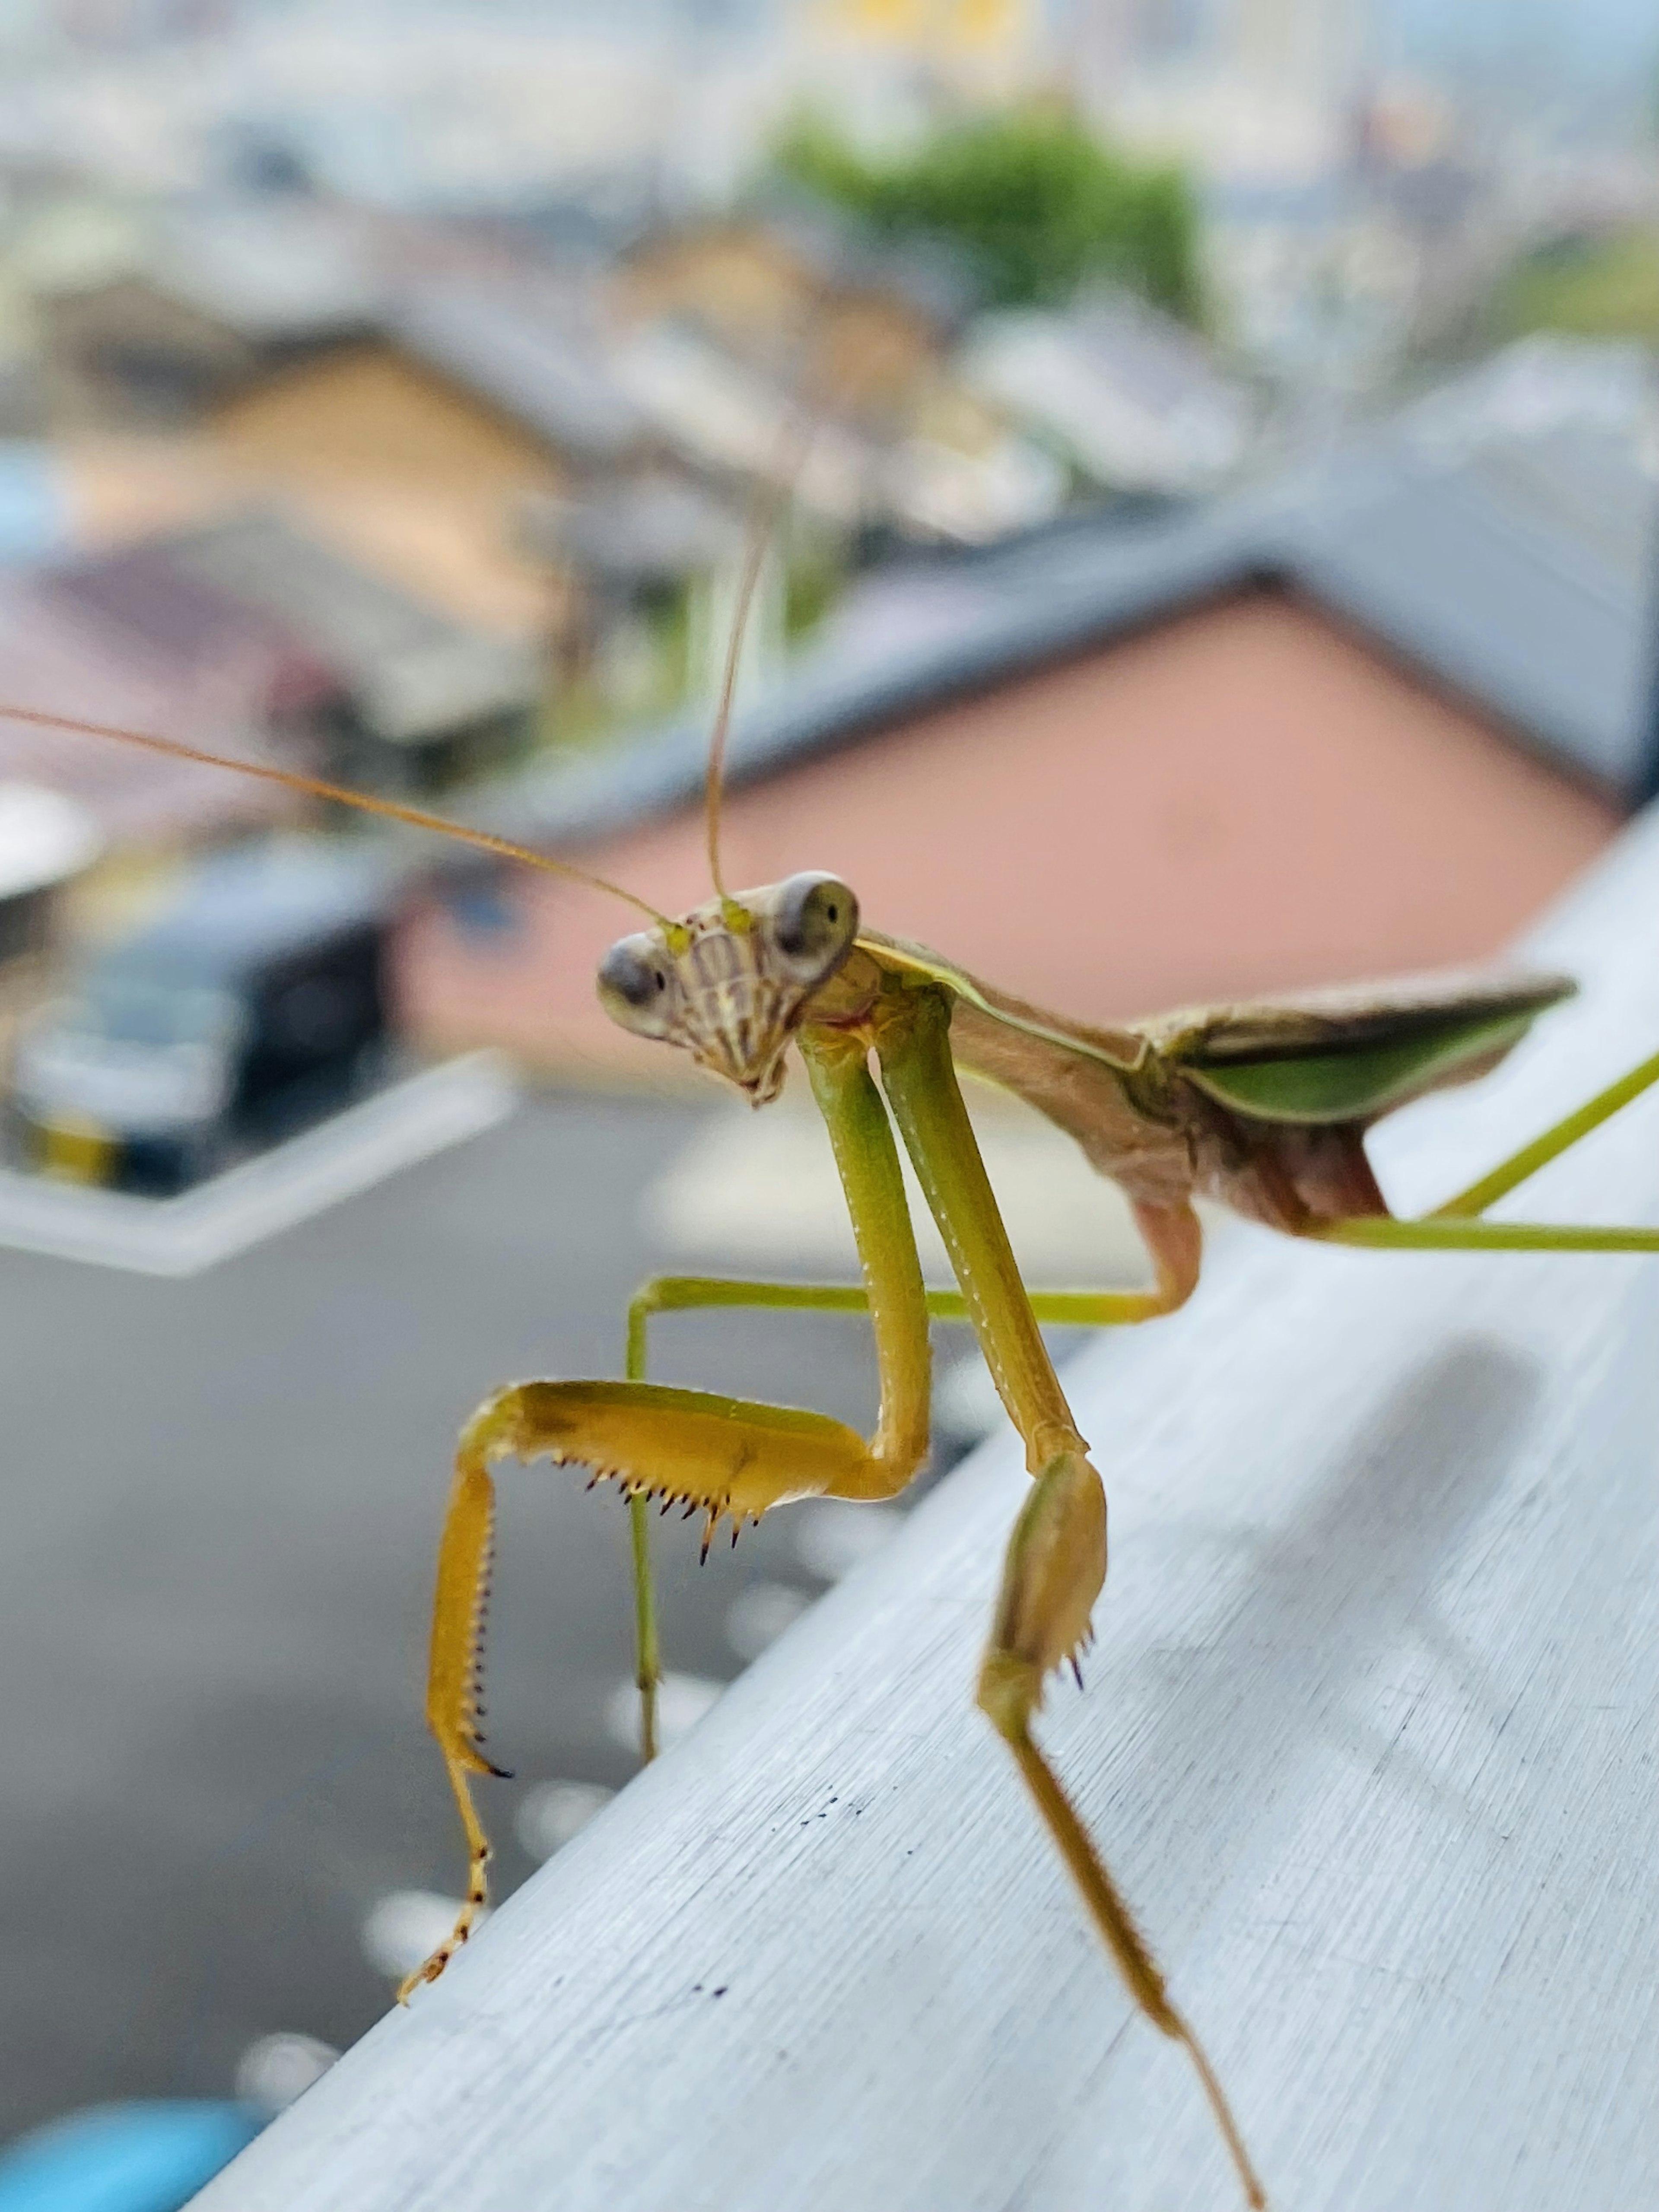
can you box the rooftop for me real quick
[960,289,1258,495]
[520,470,741,586]
[0,573,297,845]
[146,202,388,346]
[155,509,541,744]
[473,365,1658,857]
[388,278,649,470]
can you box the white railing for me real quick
[196,809,1659,2212]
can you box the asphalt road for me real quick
[0,1090,923,2138]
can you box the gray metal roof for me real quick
[388,281,648,467]
[519,472,741,585]
[149,203,386,344]
[474,416,1659,856]
[1276,428,1656,791]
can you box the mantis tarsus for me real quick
[9,666,1659,2212]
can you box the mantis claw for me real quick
[413,1374,909,1999]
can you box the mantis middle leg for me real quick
[620,1221,1201,1759]
[870,984,1266,2209]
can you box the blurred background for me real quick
[0,0,1656,2198]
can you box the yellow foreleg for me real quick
[403,1366,925,1999]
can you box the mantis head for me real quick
[597,872,859,1103]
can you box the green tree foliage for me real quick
[772,107,1202,321]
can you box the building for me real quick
[613,207,970,424]
[36,200,387,428]
[0,568,300,850]
[35,207,618,632]
[959,287,1259,496]
[34,191,1071,658]
[95,510,543,794]
[396,400,1656,1081]
[0,505,540,846]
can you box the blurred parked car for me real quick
[10,841,392,1193]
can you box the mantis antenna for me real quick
[702,488,780,906]
[0,705,674,928]
[703,390,827,908]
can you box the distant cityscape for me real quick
[0,0,1646,801]
[0,1,1649,404]
[0,0,1646,809]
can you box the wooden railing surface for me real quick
[197,810,1659,2212]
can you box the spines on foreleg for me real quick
[427,1418,513,1780]
[404,1372,906,1998]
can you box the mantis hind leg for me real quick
[1305,1043,1659,1255]
[1427,1041,1659,1220]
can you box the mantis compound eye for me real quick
[770,873,858,979]
[597,933,677,1039]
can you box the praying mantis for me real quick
[9,607,1659,2212]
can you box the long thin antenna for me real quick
[704,369,832,905]
[0,706,672,927]
[704,484,786,903]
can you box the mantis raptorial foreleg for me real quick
[408,1362,925,1996]
[404,1027,935,1996]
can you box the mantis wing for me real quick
[858,929,1573,1131]
[1148,970,1576,1126]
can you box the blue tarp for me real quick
[0,2102,262,2212]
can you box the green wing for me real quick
[1155,970,1576,1126]
[861,932,1573,1131]
[859,931,1573,1130]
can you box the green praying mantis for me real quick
[10,593,1659,2211]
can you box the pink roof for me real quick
[0,576,299,845]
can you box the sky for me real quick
[1364,0,1656,92]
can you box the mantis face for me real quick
[597,871,860,1103]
